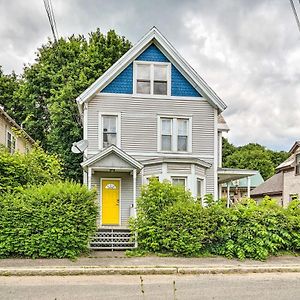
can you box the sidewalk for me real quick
[1,251,300,276]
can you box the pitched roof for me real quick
[289,141,300,154]
[81,144,143,170]
[0,106,35,144]
[250,172,283,196]
[217,114,230,131]
[76,27,227,112]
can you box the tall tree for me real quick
[12,29,132,180]
[222,138,289,180]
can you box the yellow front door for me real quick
[102,179,120,225]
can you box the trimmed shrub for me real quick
[0,182,97,258]
[132,180,300,260]
[0,146,62,193]
[131,178,194,252]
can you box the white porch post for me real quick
[133,169,137,218]
[247,176,251,198]
[227,182,230,208]
[88,167,92,190]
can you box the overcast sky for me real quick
[0,0,299,151]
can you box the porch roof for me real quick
[81,145,143,171]
[218,167,258,184]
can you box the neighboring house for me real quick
[251,141,300,207]
[221,173,264,203]
[76,27,256,248]
[0,105,34,153]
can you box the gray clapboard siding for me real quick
[91,171,142,227]
[167,163,191,174]
[195,165,206,177]
[205,159,215,196]
[87,95,215,157]
[143,164,162,175]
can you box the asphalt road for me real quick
[0,273,300,300]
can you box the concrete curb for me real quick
[1,265,300,276]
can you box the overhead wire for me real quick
[289,0,300,33]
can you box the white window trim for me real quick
[133,61,171,97]
[98,112,121,150]
[6,129,16,154]
[157,115,192,153]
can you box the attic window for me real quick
[296,154,300,175]
[134,62,170,96]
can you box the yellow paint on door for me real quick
[102,180,120,225]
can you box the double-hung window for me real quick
[6,131,16,154]
[159,116,191,152]
[100,114,120,149]
[135,62,170,96]
[296,154,300,175]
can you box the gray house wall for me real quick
[86,94,217,196]
[283,169,300,207]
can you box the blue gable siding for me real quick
[171,66,200,97]
[136,44,169,62]
[101,63,133,94]
[101,44,201,97]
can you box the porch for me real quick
[81,145,143,228]
[218,168,258,207]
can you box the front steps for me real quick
[89,228,136,250]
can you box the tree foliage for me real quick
[0,29,132,180]
[0,146,62,193]
[222,138,289,180]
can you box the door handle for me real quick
[116,199,119,206]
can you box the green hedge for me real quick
[131,180,300,260]
[0,182,97,258]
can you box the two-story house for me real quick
[251,141,300,206]
[76,28,256,248]
[0,105,34,154]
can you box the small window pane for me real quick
[178,136,187,151]
[178,119,188,135]
[154,81,167,95]
[137,64,150,80]
[172,177,186,187]
[102,115,117,148]
[161,119,172,134]
[103,116,117,133]
[162,135,172,151]
[154,65,167,81]
[297,154,300,164]
[137,80,150,94]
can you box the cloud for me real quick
[0,0,299,150]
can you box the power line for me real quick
[289,0,300,33]
[43,0,59,42]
